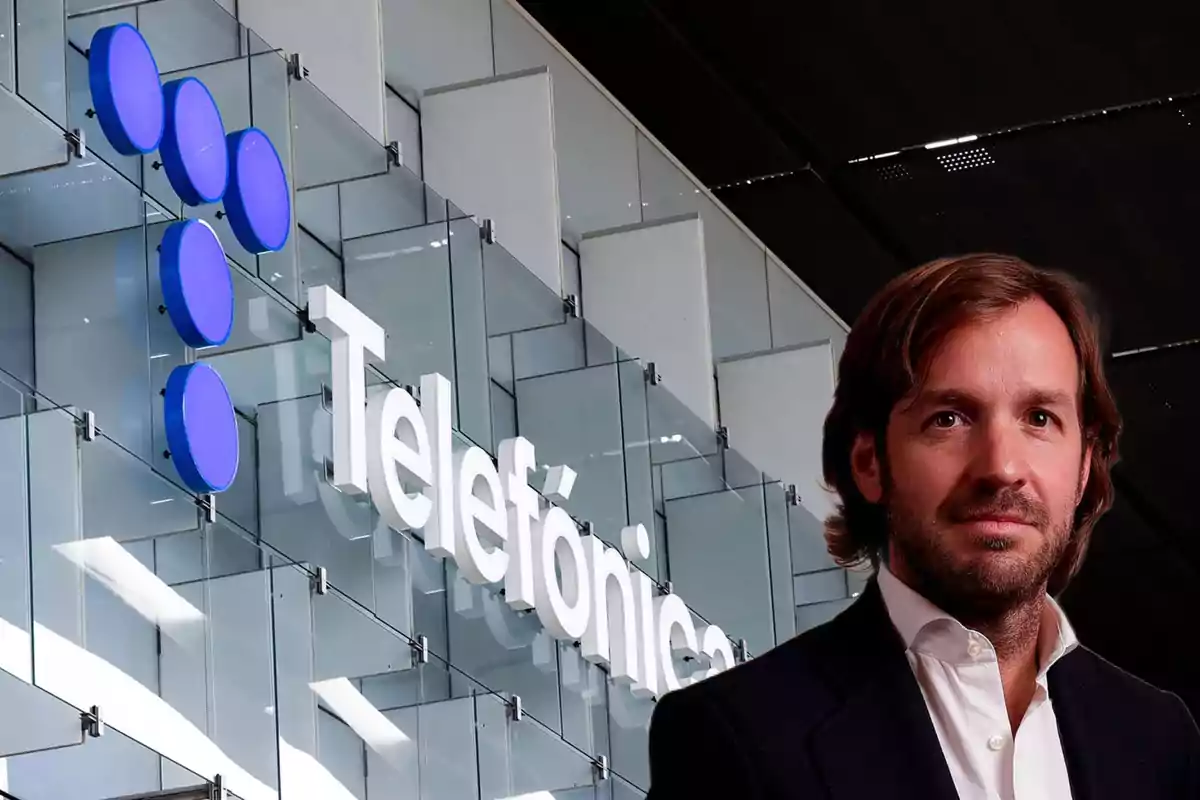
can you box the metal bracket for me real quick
[386,140,402,167]
[311,566,329,596]
[403,383,419,401]
[81,705,104,738]
[79,410,98,442]
[592,754,610,782]
[507,694,524,722]
[320,382,334,413]
[716,426,730,450]
[658,580,673,596]
[563,294,580,318]
[65,128,87,159]
[287,52,307,81]
[323,457,336,486]
[785,484,801,506]
[480,218,498,245]
[580,520,595,537]
[298,306,318,335]
[644,362,662,386]
[411,633,430,665]
[737,639,750,664]
[209,774,228,800]
[196,493,217,524]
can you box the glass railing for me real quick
[0,0,852,796]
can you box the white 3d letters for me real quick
[581,534,639,684]
[315,285,741,699]
[532,506,591,640]
[420,373,455,559]
[366,387,432,532]
[307,285,385,495]
[454,446,509,585]
[655,593,700,693]
[499,437,539,610]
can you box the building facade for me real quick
[0,1,864,797]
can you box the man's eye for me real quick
[1028,409,1054,428]
[930,411,962,429]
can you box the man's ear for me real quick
[851,432,884,503]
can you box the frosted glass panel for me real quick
[664,487,775,654]
[767,255,847,352]
[0,249,32,399]
[701,197,771,358]
[34,228,153,462]
[515,364,629,541]
[383,0,493,105]
[492,0,640,244]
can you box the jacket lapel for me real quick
[809,582,960,800]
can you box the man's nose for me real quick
[969,418,1030,489]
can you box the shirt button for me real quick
[967,641,983,659]
[987,735,1005,751]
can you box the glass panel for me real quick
[484,238,565,336]
[795,597,854,634]
[663,486,775,655]
[250,42,299,304]
[290,77,387,189]
[789,498,837,575]
[344,223,456,394]
[449,214,493,452]
[136,0,243,74]
[793,568,848,606]
[5,721,223,800]
[608,682,655,793]
[618,359,660,579]
[0,251,34,407]
[15,0,67,127]
[28,424,279,799]
[33,219,156,464]
[298,226,344,296]
[446,564,562,731]
[0,0,13,91]
[764,481,796,645]
[514,363,629,546]
[338,165,446,241]
[272,557,514,800]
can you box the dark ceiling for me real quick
[518,0,1200,710]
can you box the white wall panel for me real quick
[580,215,716,429]
[717,343,838,522]
[381,0,493,106]
[422,69,563,295]
[239,0,386,143]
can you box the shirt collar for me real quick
[877,563,1078,676]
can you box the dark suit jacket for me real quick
[647,581,1200,798]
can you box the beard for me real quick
[885,478,1077,622]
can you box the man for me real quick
[646,254,1200,799]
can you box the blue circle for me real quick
[88,24,165,156]
[164,363,239,494]
[224,128,291,253]
[161,78,229,206]
[160,219,234,347]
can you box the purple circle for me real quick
[162,78,229,206]
[88,24,165,155]
[159,219,234,347]
[164,363,239,494]
[225,128,291,253]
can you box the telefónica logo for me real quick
[88,23,291,495]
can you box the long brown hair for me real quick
[822,254,1122,595]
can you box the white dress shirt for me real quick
[877,565,1077,800]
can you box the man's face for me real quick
[852,299,1092,616]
